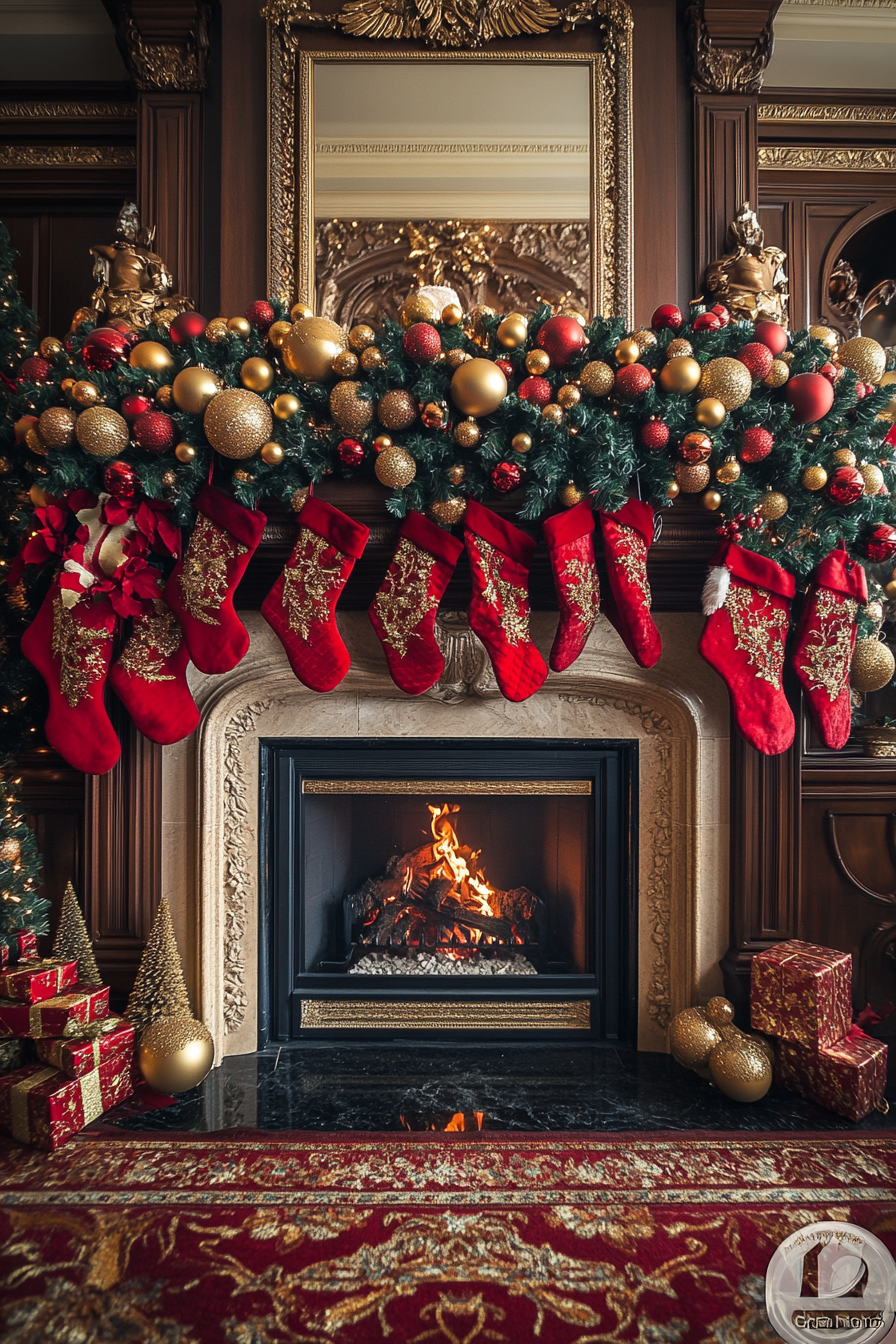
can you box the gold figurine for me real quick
[703,201,789,328]
[70,201,193,332]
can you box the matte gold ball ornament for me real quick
[273,393,301,421]
[659,356,701,395]
[172,366,220,415]
[699,357,753,410]
[851,637,896,693]
[227,317,251,340]
[708,1039,772,1102]
[702,489,723,511]
[204,388,273,460]
[802,464,828,492]
[669,1007,722,1070]
[38,406,77,450]
[450,358,508,417]
[175,443,196,463]
[511,433,532,454]
[138,1017,214,1094]
[75,406,129,459]
[129,341,174,374]
[614,337,640,365]
[441,303,463,326]
[281,317,348,382]
[695,397,726,428]
[330,381,374,435]
[758,490,789,521]
[580,361,614,396]
[241,357,275,392]
[428,497,467,525]
[496,313,528,349]
[666,480,680,499]
[838,336,886,385]
[375,445,416,489]
[260,442,284,466]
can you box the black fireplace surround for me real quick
[259,739,637,1043]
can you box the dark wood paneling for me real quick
[138,92,202,303]
[17,747,85,954]
[694,94,759,287]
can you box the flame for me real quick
[428,804,496,924]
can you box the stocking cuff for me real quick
[301,496,369,560]
[464,498,536,565]
[196,483,266,549]
[711,541,796,600]
[542,500,595,549]
[600,497,655,547]
[402,510,464,566]
[813,547,868,602]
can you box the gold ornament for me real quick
[557,384,581,409]
[454,418,480,449]
[525,349,551,377]
[260,442,284,466]
[232,468,253,483]
[38,407,77,450]
[60,378,76,398]
[861,461,885,496]
[838,337,886,386]
[695,397,726,428]
[139,1017,214,1094]
[542,403,564,425]
[374,435,392,452]
[204,388,273,460]
[580,361,614,396]
[614,337,640,365]
[446,348,471,370]
[496,313,528,349]
[802,464,828,492]
[886,580,896,601]
[675,461,710,493]
[227,316,251,339]
[205,318,229,343]
[0,836,21,863]
[709,1039,772,1102]
[832,447,857,468]
[51,882,102,987]
[273,393,301,421]
[666,338,693,359]
[469,304,495,345]
[25,428,47,457]
[331,380,374,435]
[29,483,47,507]
[378,389,417,431]
[175,443,196,463]
[632,328,657,349]
[512,433,533,454]
[669,1008,721,1069]
[441,303,463,326]
[878,370,896,422]
[156,385,174,410]
[332,349,359,378]
[450,358,507,417]
[39,336,63,360]
[705,996,735,1027]
[267,319,292,348]
[764,359,790,388]
[375,445,416,488]
[360,346,385,371]
[447,464,466,485]
[172,366,220,415]
[348,324,376,352]
[291,487,310,513]
[428,497,467,525]
[129,341,174,374]
[400,292,440,327]
[559,482,586,507]
[659,356,701,395]
[72,380,100,407]
[75,406,129,459]
[809,324,838,353]
[702,489,723,511]
[679,431,712,465]
[699,357,752,410]
[282,317,348,381]
[241,357,274,392]
[715,455,741,485]
[758,490,788,521]
[290,302,313,322]
[851,637,895,693]
[666,480,680,499]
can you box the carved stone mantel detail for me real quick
[687,0,781,95]
[428,613,499,704]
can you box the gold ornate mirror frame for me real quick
[264,1,633,323]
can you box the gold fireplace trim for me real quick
[301,1000,592,1031]
[302,779,592,796]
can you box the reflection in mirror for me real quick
[312,61,591,325]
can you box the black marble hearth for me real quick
[102,1044,896,1135]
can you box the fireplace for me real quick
[259,739,636,1041]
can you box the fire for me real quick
[400,1112,486,1132]
[427,804,496,927]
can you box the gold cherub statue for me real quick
[703,201,789,328]
[70,201,193,332]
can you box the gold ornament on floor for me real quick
[241,357,274,392]
[758,490,788,521]
[205,318,229,343]
[273,393,301,421]
[400,292,440,327]
[172,366,220,415]
[454,418,480,449]
[227,316,251,339]
[138,1016,214,1094]
[669,1007,721,1070]
[675,461,710,493]
[705,996,735,1027]
[525,349,551,377]
[708,1039,772,1102]
[175,443,196,463]
[428,497,466,525]
[670,997,773,1101]
[375,445,416,488]
[450,358,507,417]
[699,357,752,410]
[659,356,701,395]
[764,359,789,388]
[802,464,828,492]
[614,337,640,365]
[348,323,376,352]
[557,384,581,409]
[52,881,102,987]
[267,319,291,348]
[559,482,586,508]
[38,407,77,450]
[72,380,100,407]
[809,324,839,355]
[204,388,273,460]
[860,462,885,496]
[695,397,726,428]
[512,433,532,454]
[851,637,895,693]
[75,406,129,459]
[331,380,374,435]
[838,336,886,385]
[129,341,174,374]
[260,442,284,466]
[832,447,856,468]
[496,313,528,348]
[580,361,614,396]
[282,317,348,381]
[332,349,359,378]
[666,338,693,359]
[716,456,741,485]
[378,389,417,432]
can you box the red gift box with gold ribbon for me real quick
[750,938,851,1049]
[774,1029,888,1122]
[0,1054,133,1149]
[0,958,77,1005]
[0,985,109,1039]
[35,1017,134,1080]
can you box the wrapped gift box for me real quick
[0,958,77,1005]
[0,1038,30,1077]
[0,945,7,971]
[0,1055,133,1150]
[13,931,38,961]
[0,985,109,1039]
[36,1017,134,1080]
[775,1032,888,1122]
[751,939,851,1048]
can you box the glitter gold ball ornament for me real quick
[260,442,284,465]
[615,337,640,365]
[496,313,528,348]
[139,1017,214,1094]
[450,358,507,417]
[205,318,229,343]
[172,366,220,415]
[695,397,726,428]
[400,292,440,327]
[38,406,77,450]
[129,341,174,374]
[666,338,693,359]
[447,463,466,485]
[542,403,565,425]
[291,487,309,512]
[808,324,839,355]
[282,317,348,382]
[699,357,752,411]
[442,303,463,326]
[758,490,788,521]
[330,380,374,435]
[860,461,885,496]
[348,324,376,352]
[764,359,789,388]
[559,482,586,508]
[851,637,895,692]
[429,497,467,525]
[832,448,857,468]
[175,443,196,463]
[679,431,713,465]
[716,455,741,485]
[267,320,292,348]
[273,393,301,421]
[702,489,723,511]
[454,418,480,448]
[839,338,887,386]
[204,388,273,460]
[512,432,533,454]
[360,346,384,371]
[802,464,828,492]
[25,428,47,456]
[156,385,174,410]
[525,349,551,377]
[659,356,701,395]
[879,370,896,421]
[290,302,313,322]
[75,406,129,459]
[72,380,100,407]
[675,461,710,493]
[0,836,21,864]
[669,1008,721,1069]
[378,389,417,431]
[332,349,359,378]
[227,316,251,339]
[241,357,274,392]
[705,997,735,1028]
[39,336,63,360]
[557,384,581,409]
[375,445,416,488]
[446,348,471,370]
[632,328,657,350]
[580,361,614,397]
[708,1039,772,1102]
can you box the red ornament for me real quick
[885,424,896,447]
[245,301,275,331]
[861,523,896,562]
[337,437,365,467]
[855,383,870,400]
[693,312,722,332]
[536,315,587,369]
[639,420,670,452]
[754,321,788,356]
[132,411,176,456]
[739,427,774,463]
[17,356,52,384]
[120,393,153,422]
[651,304,683,331]
[519,376,552,407]
[81,328,129,372]
[736,343,774,381]
[491,461,521,493]
[786,372,835,424]
[170,312,209,345]
[679,431,712,465]
[614,364,653,399]
[496,359,514,380]
[826,465,865,506]
[710,304,730,327]
[818,362,839,383]
[402,322,442,364]
[103,460,140,502]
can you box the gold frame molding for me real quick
[759,102,896,124]
[302,779,592,794]
[265,3,633,321]
[300,999,592,1030]
[759,146,896,173]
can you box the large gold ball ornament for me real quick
[860,461,885,496]
[525,349,551,377]
[38,406,77,450]
[75,406,129,459]
[375,445,416,489]
[497,313,528,349]
[227,316,251,340]
[851,637,896,693]
[702,489,723,511]
[273,393,301,421]
[511,433,532,454]
[348,324,376,352]
[802,464,828,492]
[400,292,440,327]
[441,303,463,326]
[758,490,789,521]
[377,389,417,431]
[832,447,857,468]
[559,482,586,508]
[260,442,284,466]
[666,338,693,359]
[708,1039,772,1102]
[699,357,753,410]
[715,455,741,485]
[428,497,467,525]
[557,384,581,409]
[675,461,711,493]
[659,356,701,395]
[669,1008,721,1069]
[138,1017,214,1094]
[204,318,229,343]
[695,397,726,428]
[454,419,480,449]
[332,349,359,378]
[72,380,100,407]
[580,361,614,397]
[267,320,292,348]
[360,346,385,371]
[39,336,63,360]
[281,317,348,382]
[764,359,790,388]
[330,380,374,435]
[809,324,839,355]
[615,337,640,365]
[175,443,196,463]
[450,358,508,417]
[241,357,275,392]
[129,341,174,374]
[838,336,886,386]
[204,388,273,460]
[172,366,220,415]
[705,996,736,1027]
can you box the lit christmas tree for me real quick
[0,221,39,386]
[0,764,47,943]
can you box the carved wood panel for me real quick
[694,95,759,290]
[138,92,202,305]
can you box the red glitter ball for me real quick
[17,356,52,384]
[496,359,514,379]
[245,301,275,331]
[81,328,129,372]
[614,364,653,399]
[170,312,208,345]
[639,420,670,451]
[861,523,896,563]
[535,315,587,369]
[693,312,722,333]
[120,393,153,422]
[337,437,365,467]
[826,465,865,506]
[651,304,683,331]
[710,304,730,327]
[133,411,176,456]
[739,427,774,463]
[736,343,774,381]
[754,321,788,356]
[103,460,139,501]
[491,461,521,493]
[519,376,552,407]
[402,322,442,364]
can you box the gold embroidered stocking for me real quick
[543,500,600,672]
[792,547,866,750]
[109,595,199,745]
[598,498,662,669]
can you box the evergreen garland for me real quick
[0,763,47,943]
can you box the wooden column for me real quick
[138,92,202,303]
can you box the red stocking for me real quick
[792,547,866,750]
[163,484,266,675]
[542,501,600,672]
[109,595,200,745]
[699,541,796,756]
[598,499,662,669]
[464,498,547,702]
[261,496,369,692]
[368,511,464,694]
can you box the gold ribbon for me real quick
[78,1069,104,1126]
[9,1066,57,1144]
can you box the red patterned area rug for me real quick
[1,1130,896,1343]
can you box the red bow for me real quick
[847,1001,895,1041]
